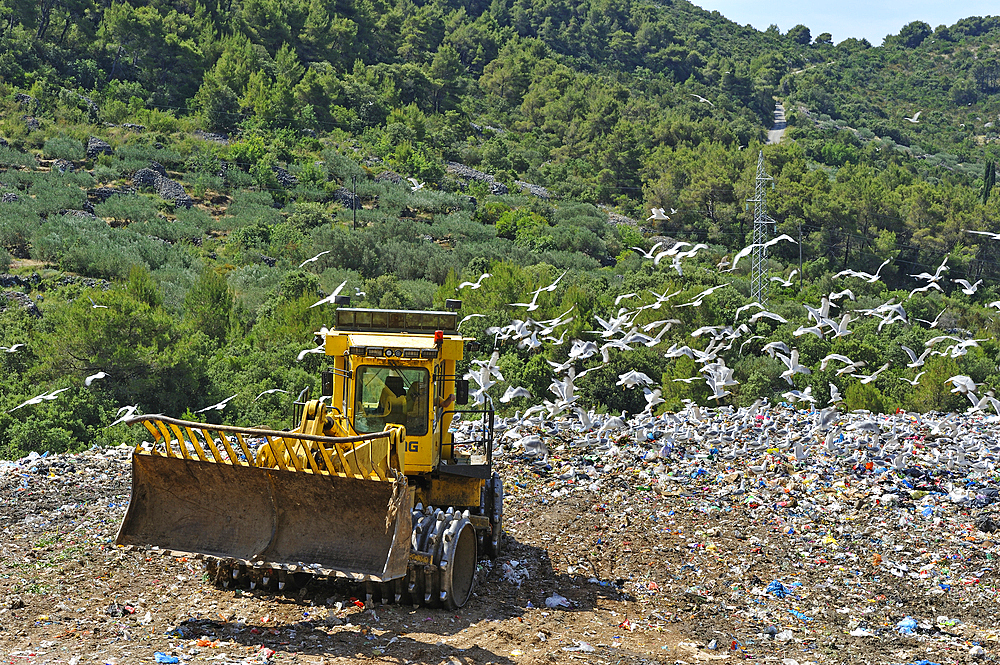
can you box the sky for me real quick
[694,1,999,46]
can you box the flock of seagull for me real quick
[452,218,1000,437]
[4,216,1000,451]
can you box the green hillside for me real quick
[1,1,1000,457]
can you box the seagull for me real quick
[84,371,107,387]
[908,282,943,298]
[646,208,670,221]
[749,310,788,325]
[298,250,331,268]
[195,394,238,414]
[952,278,983,295]
[616,370,654,389]
[898,371,927,386]
[309,279,348,308]
[852,362,891,384]
[109,404,140,427]
[828,383,843,405]
[537,270,568,293]
[297,345,326,361]
[945,375,979,395]
[903,111,921,123]
[770,269,799,287]
[500,386,532,403]
[88,297,108,309]
[828,289,855,301]
[254,388,289,401]
[1,343,24,353]
[509,289,542,312]
[964,229,1000,241]
[777,349,811,385]
[458,313,486,328]
[690,93,714,106]
[630,242,665,260]
[407,177,424,191]
[915,309,947,328]
[834,258,891,283]
[9,388,71,412]
[901,345,932,368]
[458,273,491,290]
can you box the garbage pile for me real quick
[487,402,1000,664]
[2,402,1000,663]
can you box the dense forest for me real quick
[2,0,1000,457]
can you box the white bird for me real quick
[901,345,932,368]
[690,93,714,106]
[646,208,670,221]
[964,229,1000,241]
[898,371,926,386]
[254,388,289,401]
[614,292,638,306]
[298,250,331,268]
[109,404,140,427]
[88,297,108,309]
[749,310,788,325]
[617,370,654,389]
[945,375,979,395]
[1,343,25,353]
[458,313,485,328]
[834,258,891,283]
[903,111,921,123]
[537,270,568,293]
[500,386,532,403]
[84,371,107,387]
[952,278,983,295]
[9,388,71,412]
[778,349,811,385]
[297,345,325,361]
[828,288,855,301]
[407,177,424,191]
[458,273,491,290]
[643,387,665,411]
[828,383,843,405]
[762,341,790,358]
[792,324,825,340]
[674,283,729,308]
[770,269,799,287]
[852,362,891,384]
[195,394,238,413]
[629,242,664,260]
[309,279,348,308]
[915,309,947,328]
[509,289,542,312]
[908,281,943,298]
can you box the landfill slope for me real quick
[2,406,999,664]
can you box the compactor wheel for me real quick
[406,505,477,610]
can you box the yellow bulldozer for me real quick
[115,303,502,609]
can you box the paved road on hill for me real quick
[767,101,787,144]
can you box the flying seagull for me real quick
[9,388,71,412]
[1,343,24,353]
[903,111,921,123]
[407,177,424,191]
[194,394,238,414]
[646,208,669,221]
[690,94,714,107]
[309,279,348,308]
[298,250,331,268]
[88,297,108,309]
[458,273,491,290]
[254,388,289,401]
[84,371,108,387]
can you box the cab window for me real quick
[353,365,430,435]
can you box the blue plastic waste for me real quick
[154,654,180,664]
[896,616,917,635]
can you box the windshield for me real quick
[353,365,430,435]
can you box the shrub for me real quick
[0,146,37,168]
[42,136,85,160]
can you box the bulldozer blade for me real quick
[116,453,411,582]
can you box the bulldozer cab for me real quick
[354,366,429,435]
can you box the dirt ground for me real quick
[1,436,999,665]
